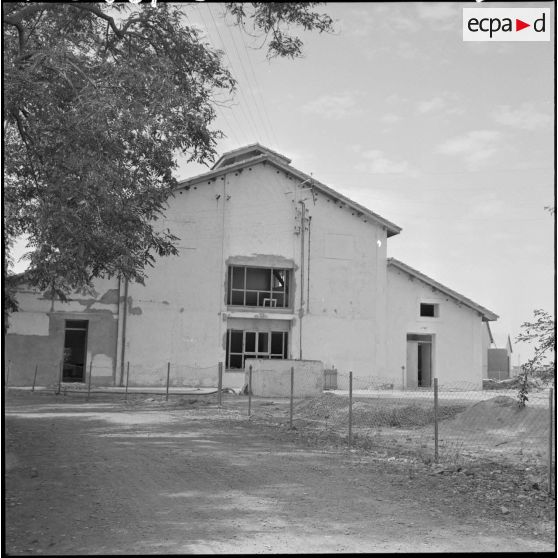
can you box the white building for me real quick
[5,145,498,390]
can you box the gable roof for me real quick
[387,257,498,321]
[176,144,402,238]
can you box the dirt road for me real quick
[4,391,555,554]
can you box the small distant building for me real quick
[487,334,513,380]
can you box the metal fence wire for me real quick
[218,366,555,496]
[10,360,555,495]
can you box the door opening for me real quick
[63,320,88,382]
[406,334,433,388]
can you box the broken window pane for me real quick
[273,270,285,288]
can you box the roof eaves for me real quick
[266,160,402,237]
[176,154,269,188]
[387,258,498,321]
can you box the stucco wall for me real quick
[481,323,491,379]
[5,277,119,386]
[121,160,391,386]
[386,266,485,389]
[245,358,324,397]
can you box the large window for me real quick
[227,266,290,308]
[226,329,289,369]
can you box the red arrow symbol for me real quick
[516,19,530,31]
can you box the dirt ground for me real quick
[4,390,556,554]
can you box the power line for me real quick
[226,8,280,148]
[194,5,256,144]
[182,7,244,146]
[210,4,273,146]
[236,22,279,147]
[202,4,263,144]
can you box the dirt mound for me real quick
[441,396,548,436]
[294,394,465,428]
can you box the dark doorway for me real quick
[417,342,432,387]
[63,320,88,382]
[406,333,433,388]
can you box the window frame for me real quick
[227,266,290,309]
[226,329,289,370]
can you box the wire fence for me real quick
[7,359,555,496]
[218,365,556,498]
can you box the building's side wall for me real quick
[386,266,484,389]
[123,161,389,386]
[5,277,119,386]
[299,185,389,386]
[487,348,511,380]
[481,323,492,379]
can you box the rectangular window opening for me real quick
[227,266,290,308]
[226,329,288,370]
[420,303,439,318]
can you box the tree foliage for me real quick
[515,309,555,406]
[3,2,333,310]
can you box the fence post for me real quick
[32,364,38,392]
[5,360,11,388]
[125,361,130,401]
[87,360,93,401]
[434,378,439,463]
[401,365,405,390]
[349,371,353,449]
[289,365,294,429]
[218,362,223,408]
[57,360,63,395]
[248,365,252,417]
[166,362,170,401]
[549,387,554,496]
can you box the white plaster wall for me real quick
[387,266,485,389]
[300,184,389,382]
[123,161,392,386]
[481,323,491,379]
[7,312,50,336]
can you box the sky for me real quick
[10,1,555,363]
[173,1,555,363]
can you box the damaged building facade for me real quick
[5,145,498,390]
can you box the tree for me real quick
[515,309,555,407]
[3,2,333,313]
